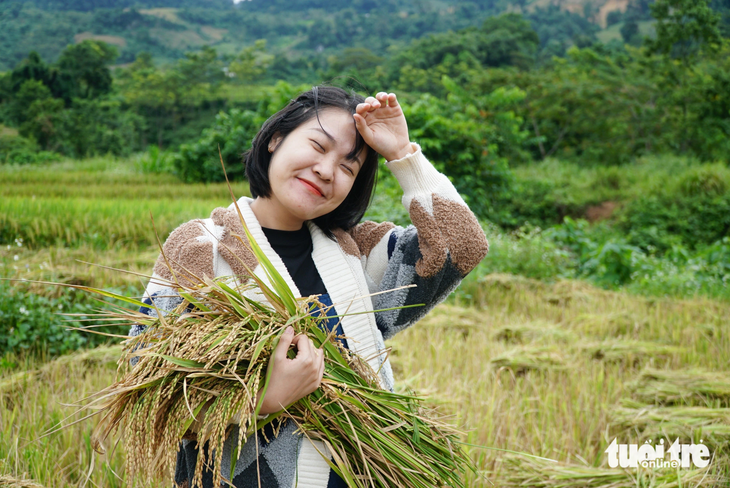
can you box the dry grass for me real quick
[610,400,730,451]
[2,273,729,485]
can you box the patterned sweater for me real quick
[130,143,489,488]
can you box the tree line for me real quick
[0,0,728,223]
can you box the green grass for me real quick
[511,154,730,208]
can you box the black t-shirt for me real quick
[261,225,327,296]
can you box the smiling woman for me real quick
[251,109,365,230]
[130,85,490,488]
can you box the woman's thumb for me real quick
[275,326,295,360]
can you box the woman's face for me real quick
[254,108,367,230]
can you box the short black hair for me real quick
[244,85,379,237]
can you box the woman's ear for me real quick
[268,132,282,153]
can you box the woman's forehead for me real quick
[300,108,356,136]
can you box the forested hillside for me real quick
[0,0,668,71]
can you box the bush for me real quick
[173,108,259,183]
[620,194,730,251]
[0,282,129,356]
[0,132,62,164]
[134,145,174,174]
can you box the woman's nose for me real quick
[312,158,335,181]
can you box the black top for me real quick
[261,225,327,297]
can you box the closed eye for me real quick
[311,140,324,152]
[341,163,355,175]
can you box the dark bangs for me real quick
[244,85,379,238]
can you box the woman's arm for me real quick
[350,92,489,340]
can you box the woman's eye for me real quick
[341,164,354,175]
[311,140,324,152]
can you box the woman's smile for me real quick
[297,177,325,197]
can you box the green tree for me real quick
[57,40,119,100]
[117,48,225,148]
[8,79,53,126]
[20,96,67,153]
[620,16,641,45]
[228,40,274,84]
[646,0,725,155]
[647,0,723,61]
[10,52,52,93]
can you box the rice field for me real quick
[0,157,249,249]
[1,156,728,487]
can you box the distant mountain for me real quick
[29,0,235,12]
[0,0,656,72]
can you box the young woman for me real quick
[132,85,489,488]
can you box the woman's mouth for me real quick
[298,178,324,197]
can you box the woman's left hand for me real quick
[354,92,412,162]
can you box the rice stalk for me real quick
[627,368,730,407]
[0,476,46,488]
[0,345,121,395]
[497,454,724,487]
[610,399,730,450]
[492,322,577,345]
[578,340,681,364]
[490,345,568,374]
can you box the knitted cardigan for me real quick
[130,143,489,488]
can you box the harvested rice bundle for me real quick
[88,211,476,488]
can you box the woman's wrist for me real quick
[385,142,415,162]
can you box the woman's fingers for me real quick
[292,334,313,357]
[357,92,398,113]
[316,348,325,384]
[274,326,295,361]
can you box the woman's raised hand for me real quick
[354,92,413,162]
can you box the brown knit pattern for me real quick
[409,199,449,279]
[211,206,259,278]
[332,228,361,258]
[432,195,489,275]
[153,220,215,286]
[347,221,396,257]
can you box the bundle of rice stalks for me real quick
[610,399,730,450]
[578,340,680,364]
[78,204,475,488]
[492,322,576,345]
[627,368,730,407]
[497,453,723,487]
[490,345,567,374]
[0,476,46,488]
[0,345,121,395]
